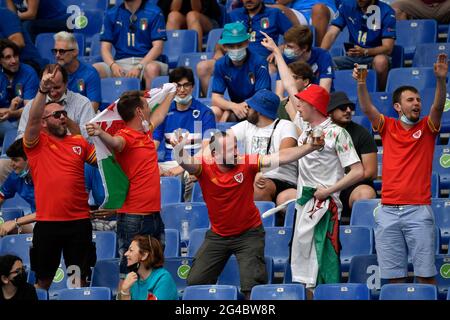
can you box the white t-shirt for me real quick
[296,117,360,210]
[231,119,299,185]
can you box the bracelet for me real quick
[109,62,117,69]
[38,87,49,94]
[120,290,130,296]
[14,218,22,234]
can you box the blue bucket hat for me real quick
[218,22,250,45]
[245,89,280,120]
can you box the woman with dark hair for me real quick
[117,235,178,300]
[0,255,37,301]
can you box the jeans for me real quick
[117,213,165,277]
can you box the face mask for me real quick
[174,94,193,105]
[283,48,298,59]
[227,48,247,62]
[400,114,419,125]
[46,92,67,104]
[18,168,29,179]
[10,272,27,288]
[127,262,140,276]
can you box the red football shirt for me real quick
[377,115,439,205]
[24,132,96,221]
[195,154,262,237]
[115,127,160,214]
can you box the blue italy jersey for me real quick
[153,99,216,162]
[68,61,102,104]
[212,50,271,103]
[0,172,36,213]
[331,0,396,48]
[100,2,167,60]
[0,63,39,111]
[84,164,105,207]
[229,5,292,58]
[12,0,67,20]
[0,9,45,68]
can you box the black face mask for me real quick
[127,262,140,277]
[10,272,27,287]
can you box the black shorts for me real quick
[30,219,97,281]
[270,178,297,197]
[339,180,376,220]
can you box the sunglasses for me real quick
[42,110,68,120]
[336,104,355,112]
[51,48,75,55]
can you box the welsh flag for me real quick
[89,83,176,209]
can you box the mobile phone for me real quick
[344,42,354,52]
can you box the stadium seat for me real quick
[391,45,405,69]
[386,67,436,93]
[442,91,450,133]
[163,30,198,69]
[334,69,377,101]
[348,254,386,299]
[283,263,293,283]
[330,27,349,53]
[150,75,169,89]
[89,33,116,59]
[0,234,33,266]
[351,116,372,133]
[177,52,214,77]
[35,33,85,62]
[60,0,109,10]
[100,77,141,106]
[313,283,371,300]
[432,146,450,190]
[164,257,194,298]
[396,19,437,60]
[433,255,450,300]
[191,182,204,202]
[73,9,104,45]
[350,199,381,228]
[92,231,116,260]
[182,285,238,300]
[1,128,18,158]
[340,226,374,272]
[0,208,23,224]
[57,287,111,300]
[164,228,180,258]
[284,201,296,228]
[412,43,450,67]
[362,92,395,117]
[2,194,32,214]
[255,201,276,227]
[47,263,70,299]
[250,283,306,300]
[218,256,273,288]
[187,228,208,257]
[160,177,183,205]
[206,28,224,52]
[431,199,450,247]
[264,227,292,273]
[379,284,438,300]
[90,258,120,298]
[160,202,209,243]
[431,172,440,198]
[36,288,48,300]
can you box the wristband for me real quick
[38,87,49,94]
[109,62,117,69]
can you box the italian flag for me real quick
[89,84,176,209]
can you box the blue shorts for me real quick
[374,205,437,279]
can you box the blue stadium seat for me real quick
[348,254,386,299]
[163,30,198,69]
[2,194,32,214]
[350,199,381,228]
[264,227,292,273]
[216,122,237,133]
[182,285,238,300]
[92,231,117,260]
[432,199,450,247]
[160,177,183,205]
[35,33,85,62]
[100,77,141,106]
[36,288,48,300]
[150,75,169,89]
[218,256,273,288]
[391,45,405,69]
[160,202,209,243]
[89,33,116,59]
[1,128,18,158]
[386,67,436,93]
[177,52,214,77]
[250,283,306,300]
[47,263,70,299]
[90,258,120,298]
[432,146,450,190]
[0,208,23,224]
[191,182,204,202]
[433,255,450,300]
[314,283,370,300]
[442,91,450,133]
[334,69,377,101]
[60,0,109,10]
[380,284,438,300]
[284,201,296,228]
[57,287,111,300]
[164,228,180,258]
[73,9,105,45]
[206,28,223,52]
[0,234,33,266]
[164,257,194,298]
[255,201,276,227]
[365,92,396,118]
[431,172,440,198]
[396,19,437,60]
[412,43,450,67]
[340,226,374,273]
[351,116,372,133]
[187,228,208,257]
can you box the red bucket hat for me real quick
[294,84,330,116]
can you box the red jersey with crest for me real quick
[114,127,160,214]
[24,132,96,221]
[195,154,262,237]
[377,115,439,205]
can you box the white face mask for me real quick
[174,94,193,105]
[283,48,298,59]
[227,47,247,62]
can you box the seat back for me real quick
[92,231,117,260]
[314,283,371,300]
[57,287,112,300]
[182,284,238,300]
[164,228,180,258]
[250,283,306,300]
[90,258,120,298]
[163,30,198,68]
[380,284,438,300]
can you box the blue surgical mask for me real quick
[18,168,29,178]
[227,48,247,62]
[400,114,419,125]
[174,94,193,105]
[283,48,298,59]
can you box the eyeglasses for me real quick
[42,110,68,120]
[336,104,355,112]
[51,48,75,55]
[176,82,193,90]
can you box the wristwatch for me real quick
[363,49,369,57]
[136,63,144,70]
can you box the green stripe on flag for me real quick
[98,155,129,209]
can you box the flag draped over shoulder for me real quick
[89,84,176,209]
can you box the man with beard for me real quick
[23,64,97,290]
[0,39,39,140]
[52,32,101,112]
[170,127,324,299]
